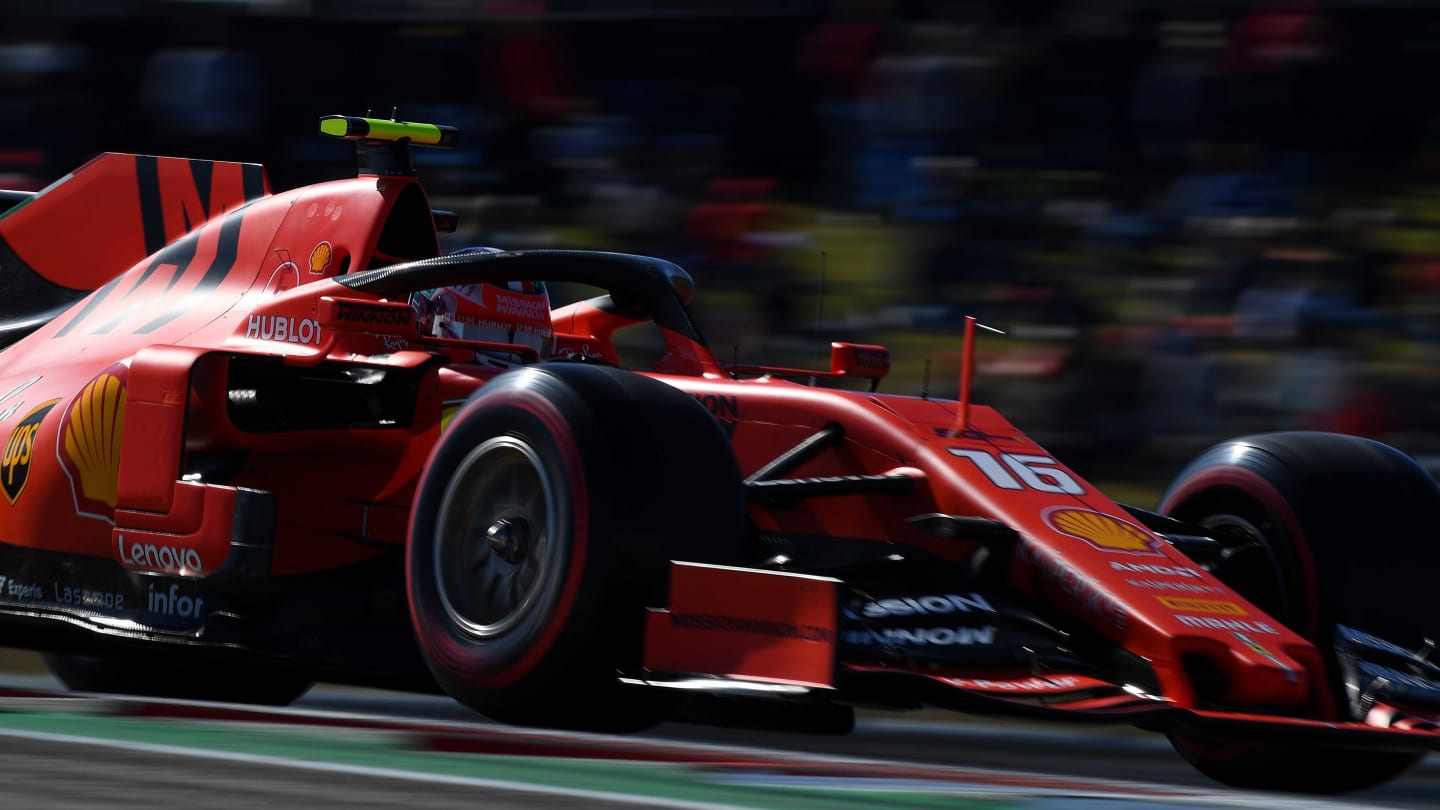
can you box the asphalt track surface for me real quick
[0,673,1437,809]
[0,735,644,809]
[305,688,1440,808]
[657,716,1440,805]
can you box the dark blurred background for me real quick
[7,0,1440,500]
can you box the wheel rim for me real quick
[434,436,562,638]
[1197,512,1293,625]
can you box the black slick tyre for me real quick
[1159,431,1439,793]
[406,363,745,733]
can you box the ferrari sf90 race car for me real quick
[0,116,1438,794]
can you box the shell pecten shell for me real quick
[1046,507,1156,553]
[63,373,125,507]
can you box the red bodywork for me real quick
[0,146,1435,753]
[0,155,442,579]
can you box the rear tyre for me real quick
[1159,431,1438,793]
[43,653,312,706]
[407,364,745,733]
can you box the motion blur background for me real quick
[4,0,1438,499]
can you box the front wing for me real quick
[641,561,1440,752]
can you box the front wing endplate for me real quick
[643,562,840,689]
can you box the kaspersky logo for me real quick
[1,399,60,504]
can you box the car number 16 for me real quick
[947,448,1086,495]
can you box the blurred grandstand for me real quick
[7,0,1440,497]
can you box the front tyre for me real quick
[1159,431,1438,793]
[407,364,745,733]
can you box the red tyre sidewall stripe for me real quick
[407,386,591,690]
[1162,467,1321,640]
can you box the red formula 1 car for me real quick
[1,116,1438,794]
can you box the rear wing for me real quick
[0,153,268,344]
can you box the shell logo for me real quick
[62,372,126,510]
[1045,507,1160,555]
[309,241,333,275]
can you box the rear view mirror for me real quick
[829,342,889,379]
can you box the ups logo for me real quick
[2,399,59,504]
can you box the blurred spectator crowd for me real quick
[8,0,1440,489]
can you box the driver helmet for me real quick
[412,247,553,364]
